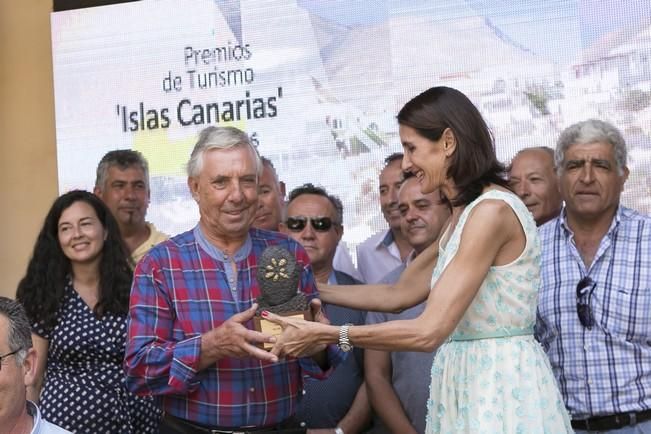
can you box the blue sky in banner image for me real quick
[298,0,651,65]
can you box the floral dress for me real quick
[425,190,572,434]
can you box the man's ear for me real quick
[93,186,102,197]
[187,177,199,202]
[334,223,343,242]
[22,348,38,387]
[279,181,286,199]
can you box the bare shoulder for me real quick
[459,198,521,252]
[468,198,518,229]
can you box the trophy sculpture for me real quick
[254,246,308,349]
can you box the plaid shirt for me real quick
[125,226,343,427]
[536,206,651,418]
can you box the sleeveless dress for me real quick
[425,190,572,434]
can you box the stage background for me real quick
[51,0,651,263]
[3,0,651,297]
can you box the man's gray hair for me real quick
[260,156,280,183]
[0,297,32,365]
[187,126,262,177]
[555,119,627,175]
[95,149,150,190]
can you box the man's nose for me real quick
[228,182,245,203]
[300,222,316,239]
[579,164,594,183]
[515,182,530,198]
[124,184,137,199]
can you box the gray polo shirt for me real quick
[366,264,435,434]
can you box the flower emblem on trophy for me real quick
[254,246,308,349]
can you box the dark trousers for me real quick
[159,413,306,434]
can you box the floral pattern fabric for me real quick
[425,190,572,434]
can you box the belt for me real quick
[571,409,651,431]
[161,413,306,434]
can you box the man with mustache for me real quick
[94,149,168,263]
[365,173,450,434]
[536,119,651,433]
[356,153,412,283]
[125,127,342,434]
[508,146,562,226]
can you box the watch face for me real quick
[339,342,352,352]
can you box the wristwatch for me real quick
[338,323,353,352]
[334,427,345,434]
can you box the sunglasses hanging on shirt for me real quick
[576,276,596,329]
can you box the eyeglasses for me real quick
[576,276,596,329]
[285,216,335,232]
[0,349,19,370]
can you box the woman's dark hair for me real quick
[16,190,132,329]
[397,86,508,206]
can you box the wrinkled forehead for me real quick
[287,194,336,218]
[399,177,435,200]
[511,150,554,174]
[106,164,147,180]
[564,141,616,160]
[379,159,404,183]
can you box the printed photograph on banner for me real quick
[52,0,651,255]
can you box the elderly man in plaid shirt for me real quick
[124,126,343,434]
[536,119,651,433]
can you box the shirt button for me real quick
[302,389,306,395]
[300,422,306,427]
[249,387,255,393]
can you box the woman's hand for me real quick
[262,309,333,358]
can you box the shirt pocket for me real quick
[598,283,651,341]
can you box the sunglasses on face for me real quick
[576,276,596,329]
[285,216,335,232]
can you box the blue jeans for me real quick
[574,419,651,434]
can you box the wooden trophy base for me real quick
[254,311,307,350]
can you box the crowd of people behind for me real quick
[4,86,650,434]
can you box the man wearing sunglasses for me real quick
[281,184,371,434]
[535,119,651,433]
[0,297,71,433]
[253,157,363,282]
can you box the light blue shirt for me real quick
[536,205,651,418]
[356,230,403,284]
[27,401,72,434]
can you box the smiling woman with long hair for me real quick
[264,87,573,433]
[16,190,160,434]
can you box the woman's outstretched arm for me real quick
[268,199,524,355]
[318,237,441,312]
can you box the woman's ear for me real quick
[442,128,457,156]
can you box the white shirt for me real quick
[356,229,404,284]
[333,243,364,282]
[27,401,72,434]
